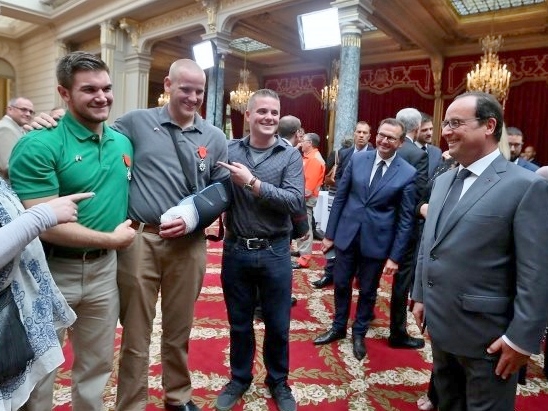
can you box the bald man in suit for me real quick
[413,92,548,411]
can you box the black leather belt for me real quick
[236,236,286,250]
[49,248,109,261]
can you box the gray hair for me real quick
[396,107,422,135]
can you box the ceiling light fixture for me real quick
[230,40,254,114]
[466,35,511,109]
[297,8,341,50]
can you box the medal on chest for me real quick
[123,154,132,181]
[198,146,207,172]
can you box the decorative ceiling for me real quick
[1,0,547,90]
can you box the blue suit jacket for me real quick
[325,150,417,263]
[426,144,443,178]
[516,157,539,172]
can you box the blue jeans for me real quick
[221,236,292,388]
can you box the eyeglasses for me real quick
[376,132,399,143]
[10,106,35,116]
[441,118,480,130]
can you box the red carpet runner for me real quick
[53,240,548,410]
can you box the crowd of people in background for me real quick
[1,50,547,411]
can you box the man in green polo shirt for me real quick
[9,51,135,411]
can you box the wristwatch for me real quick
[244,176,257,191]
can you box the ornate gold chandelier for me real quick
[230,41,254,114]
[157,92,170,106]
[466,35,511,108]
[322,60,339,111]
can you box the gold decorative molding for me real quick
[199,0,219,33]
[119,18,141,50]
[341,33,361,48]
[360,63,433,98]
[140,4,202,37]
[264,74,326,100]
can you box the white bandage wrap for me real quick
[160,202,199,234]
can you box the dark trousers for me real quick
[432,345,518,411]
[332,234,384,337]
[324,256,335,279]
[221,237,292,388]
[545,329,548,378]
[390,235,417,337]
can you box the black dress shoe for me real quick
[291,296,297,306]
[388,335,425,349]
[164,400,201,411]
[312,275,333,289]
[352,335,367,360]
[290,250,300,257]
[313,328,346,345]
[313,229,324,240]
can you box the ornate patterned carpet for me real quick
[53,240,548,410]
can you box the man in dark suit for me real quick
[313,118,417,361]
[312,121,373,289]
[523,145,540,166]
[412,92,548,411]
[506,126,539,172]
[416,113,443,179]
[387,108,428,350]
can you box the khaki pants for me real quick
[24,251,119,411]
[115,228,206,410]
[296,196,317,257]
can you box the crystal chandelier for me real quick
[466,35,511,109]
[157,92,170,106]
[322,60,339,111]
[230,41,254,114]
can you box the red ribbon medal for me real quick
[198,146,207,172]
[123,154,132,180]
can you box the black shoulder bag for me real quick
[0,284,34,383]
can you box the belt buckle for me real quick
[245,238,261,250]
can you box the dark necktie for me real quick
[369,160,385,192]
[435,168,472,237]
[422,145,427,153]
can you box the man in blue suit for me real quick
[312,121,374,289]
[416,113,443,179]
[506,126,539,172]
[313,118,417,360]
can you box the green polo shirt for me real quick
[9,112,132,233]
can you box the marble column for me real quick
[123,52,153,113]
[214,54,225,129]
[53,40,68,109]
[206,62,218,124]
[333,25,361,150]
[202,32,231,129]
[100,20,127,120]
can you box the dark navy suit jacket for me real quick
[426,144,443,178]
[334,144,374,182]
[325,150,417,264]
[516,157,539,172]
